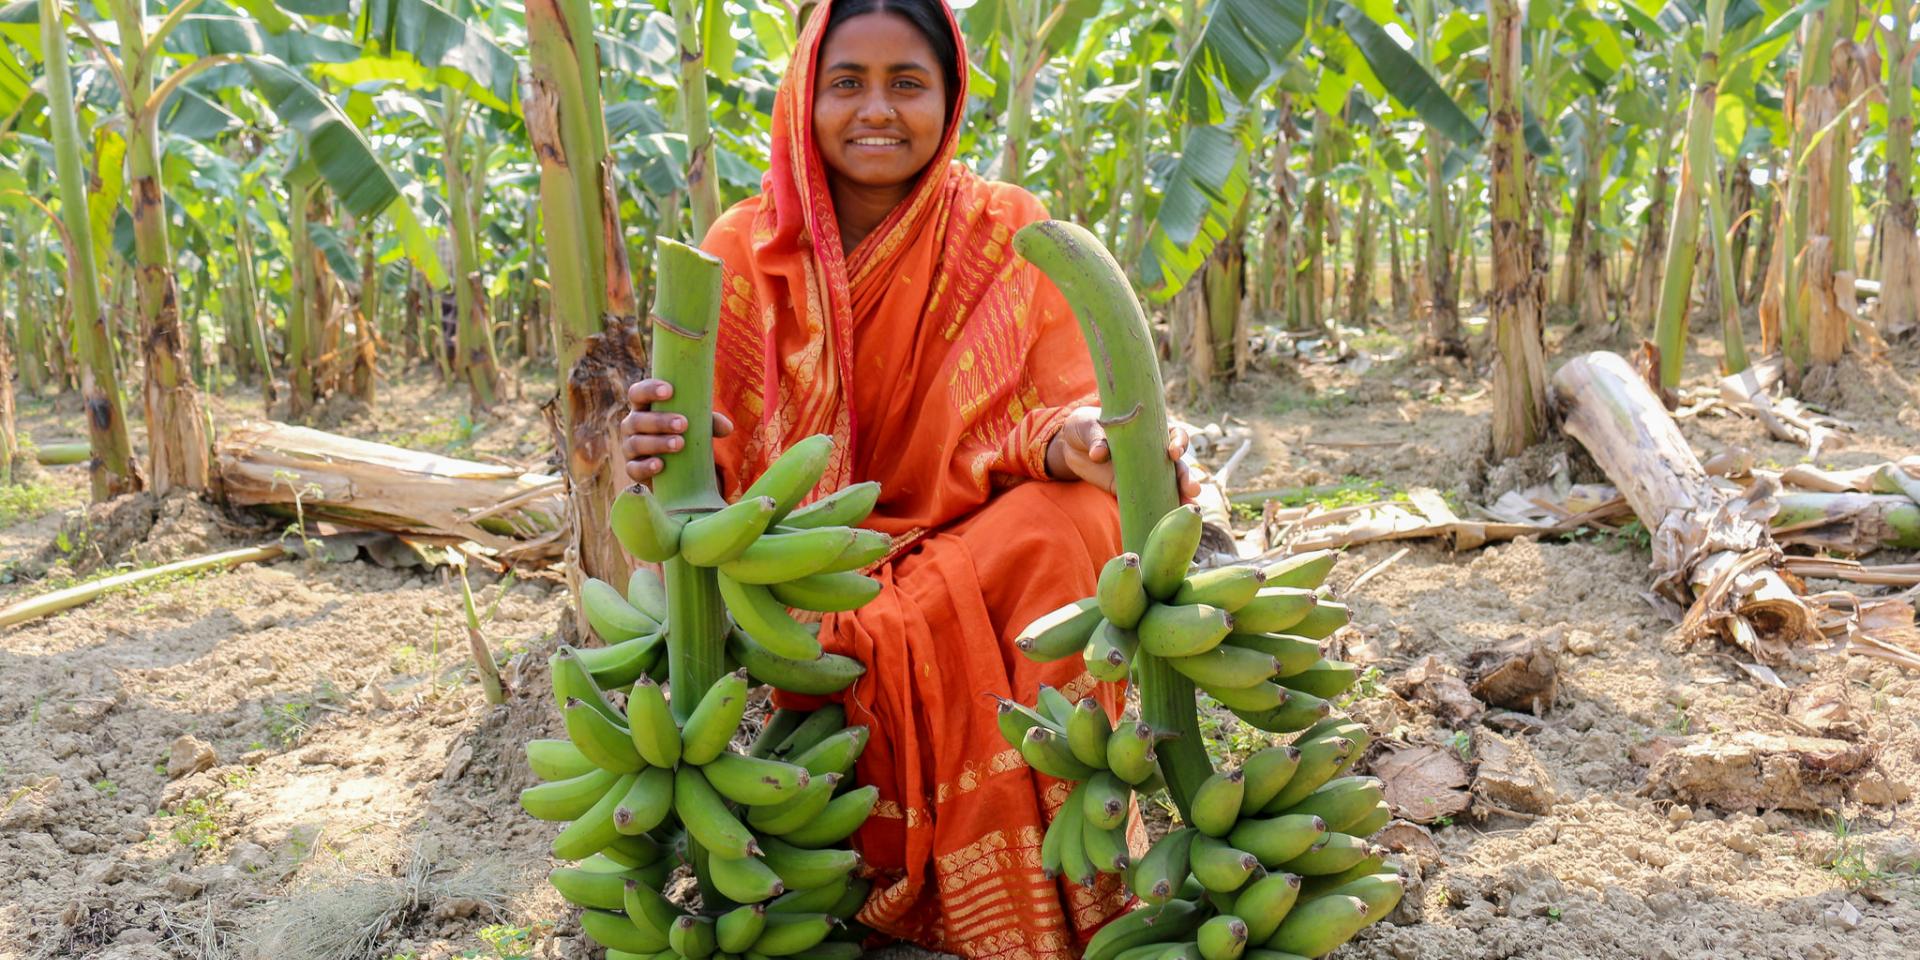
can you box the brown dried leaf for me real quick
[1389,656,1484,727]
[1374,745,1472,823]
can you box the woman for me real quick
[620,1,1192,955]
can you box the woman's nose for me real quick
[854,92,893,124]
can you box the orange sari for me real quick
[700,2,1136,956]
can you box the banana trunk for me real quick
[1012,220,1209,817]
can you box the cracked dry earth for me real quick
[2,330,1917,960]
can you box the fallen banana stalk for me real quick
[33,441,89,466]
[0,544,285,629]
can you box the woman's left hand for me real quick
[1046,406,1202,502]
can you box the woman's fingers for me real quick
[625,456,664,482]
[1166,425,1189,460]
[624,433,685,458]
[627,378,673,408]
[714,410,735,438]
[621,410,691,438]
[1174,458,1201,502]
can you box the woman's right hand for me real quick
[621,378,734,483]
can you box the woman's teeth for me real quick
[853,137,904,146]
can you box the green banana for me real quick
[1266,895,1371,957]
[1175,565,1266,610]
[730,629,865,696]
[612,765,675,835]
[1066,698,1115,769]
[1137,603,1235,658]
[670,914,719,959]
[1279,832,1374,875]
[600,832,667,869]
[1081,815,1130,873]
[673,764,763,859]
[815,528,891,574]
[551,771,639,860]
[751,709,810,759]
[1291,719,1373,777]
[626,675,683,768]
[1054,786,1095,886]
[720,527,858,584]
[781,480,880,530]
[610,485,683,564]
[575,633,664,688]
[995,696,1056,749]
[1297,855,1391,900]
[709,850,787,902]
[550,647,623,724]
[1322,872,1405,923]
[1112,945,1182,960]
[1231,689,1332,735]
[681,496,780,566]
[775,706,847,758]
[1230,588,1316,635]
[1167,646,1282,690]
[1203,681,1289,713]
[564,698,645,773]
[623,879,686,945]
[1261,551,1335,590]
[526,739,596,781]
[1236,872,1303,944]
[1014,597,1104,662]
[1081,898,1204,960]
[1276,777,1384,835]
[1022,726,1099,780]
[1221,633,1322,677]
[718,905,770,954]
[1139,504,1204,600]
[1264,737,1355,813]
[749,771,840,834]
[1036,685,1078,727]
[1096,552,1149,629]
[794,942,864,960]
[1083,620,1137,683]
[778,784,872,847]
[1196,915,1250,960]
[548,863,645,911]
[767,875,850,913]
[1277,659,1359,700]
[1288,601,1349,640]
[753,914,838,957]
[1344,800,1391,838]
[1243,952,1312,960]
[518,768,622,821]
[1082,771,1131,830]
[1229,813,1326,867]
[1130,827,1195,904]
[1106,722,1159,785]
[1240,746,1302,815]
[705,752,812,806]
[682,669,751,766]
[581,908,668,954]
[626,565,668,620]
[1040,787,1073,878]
[1188,768,1246,837]
[790,726,869,778]
[761,837,861,890]
[720,573,824,661]
[769,570,883,613]
[743,434,835,521]
[582,576,661,644]
[1189,834,1258,893]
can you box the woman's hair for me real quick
[822,0,963,116]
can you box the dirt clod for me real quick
[1645,732,1877,812]
[166,736,217,780]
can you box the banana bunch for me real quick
[523,652,878,959]
[1075,717,1401,960]
[573,568,671,688]
[1017,503,1356,736]
[993,688,1166,882]
[610,433,888,686]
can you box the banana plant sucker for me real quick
[441,92,504,411]
[670,0,722,238]
[1651,0,1728,390]
[39,0,141,500]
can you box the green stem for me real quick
[1012,221,1205,818]
[1652,0,1726,390]
[670,0,721,239]
[1707,171,1749,374]
[41,0,140,500]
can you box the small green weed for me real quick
[91,779,119,798]
[264,701,312,748]
[1270,387,1358,416]
[463,923,549,960]
[164,795,227,855]
[1447,729,1474,760]
[0,477,72,527]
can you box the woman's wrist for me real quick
[1043,431,1069,481]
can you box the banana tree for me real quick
[1488,0,1548,458]
[1650,0,1732,389]
[1876,0,1920,336]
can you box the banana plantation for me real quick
[2,0,1919,958]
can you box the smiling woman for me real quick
[619,1,1195,955]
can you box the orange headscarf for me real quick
[704,0,1099,550]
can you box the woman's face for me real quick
[812,11,948,192]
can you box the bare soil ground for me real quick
[2,317,1915,960]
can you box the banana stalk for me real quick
[1012,221,1208,819]
[1651,0,1727,390]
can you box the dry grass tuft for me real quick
[251,846,512,960]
